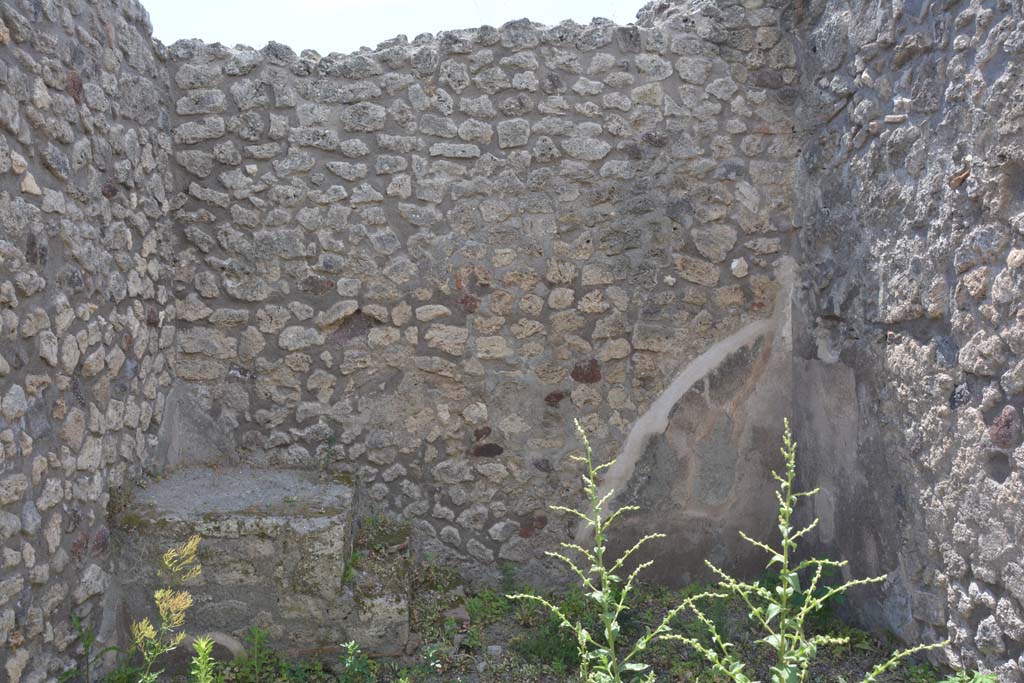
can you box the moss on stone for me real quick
[355,514,411,552]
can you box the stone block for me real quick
[111,468,407,656]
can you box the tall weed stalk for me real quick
[189,636,217,683]
[510,418,947,683]
[508,419,718,683]
[662,419,948,683]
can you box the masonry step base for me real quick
[110,467,409,658]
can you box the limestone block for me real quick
[112,469,407,654]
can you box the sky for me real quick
[145,0,640,55]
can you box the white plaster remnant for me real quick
[579,258,796,541]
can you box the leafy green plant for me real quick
[894,661,940,683]
[510,607,580,672]
[190,636,217,683]
[757,563,843,637]
[508,418,952,683]
[227,641,344,683]
[58,614,123,683]
[284,660,331,683]
[59,536,205,683]
[821,623,880,659]
[425,642,447,673]
[386,661,431,683]
[508,418,721,683]
[336,641,377,683]
[667,582,731,650]
[466,589,511,626]
[662,420,947,683]
[235,627,274,683]
[342,550,363,586]
[102,661,146,683]
[509,585,600,671]
[462,589,512,655]
[61,539,202,683]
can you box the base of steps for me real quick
[109,467,409,660]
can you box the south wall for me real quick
[162,0,798,591]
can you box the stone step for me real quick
[109,467,409,658]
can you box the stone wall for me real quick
[793,0,1024,676]
[0,1,176,682]
[162,0,799,587]
[3,0,1024,678]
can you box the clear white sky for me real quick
[145,0,641,55]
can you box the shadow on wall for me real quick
[155,383,237,470]
[603,259,796,585]
[609,339,791,586]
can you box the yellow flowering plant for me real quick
[131,535,202,683]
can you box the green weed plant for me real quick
[510,418,951,683]
[508,418,723,683]
[663,420,947,683]
[189,636,218,683]
[59,614,123,683]
[336,641,378,683]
